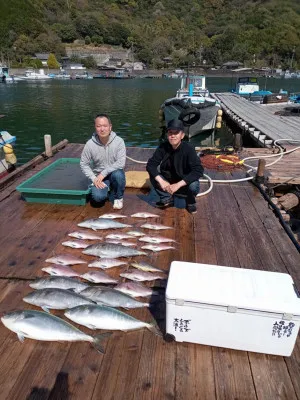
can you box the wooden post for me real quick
[234,133,242,150]
[44,134,53,157]
[255,158,266,183]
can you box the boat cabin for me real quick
[176,75,210,98]
[235,77,259,95]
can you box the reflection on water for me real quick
[2,76,300,165]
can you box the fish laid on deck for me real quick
[130,261,165,273]
[105,239,137,247]
[81,271,118,284]
[140,223,173,230]
[98,213,127,219]
[68,231,103,240]
[127,230,146,237]
[80,287,150,309]
[64,305,162,335]
[82,243,147,258]
[141,244,176,252]
[30,276,89,293]
[131,212,159,218]
[120,270,166,282]
[45,254,87,265]
[42,264,81,277]
[23,288,96,312]
[139,236,176,244]
[1,310,110,353]
[115,282,159,298]
[62,239,90,249]
[88,258,127,269]
[78,218,131,230]
[105,233,135,240]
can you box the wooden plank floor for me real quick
[0,144,300,400]
[242,147,300,185]
[213,93,300,141]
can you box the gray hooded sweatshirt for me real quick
[80,131,126,182]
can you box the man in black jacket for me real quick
[146,119,203,214]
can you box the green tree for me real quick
[47,53,60,68]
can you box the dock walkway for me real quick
[213,93,300,147]
[0,143,300,400]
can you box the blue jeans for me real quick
[150,175,200,205]
[91,169,126,204]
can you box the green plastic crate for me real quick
[16,158,91,205]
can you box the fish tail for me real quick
[147,321,163,337]
[92,332,112,353]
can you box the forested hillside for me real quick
[1,0,300,68]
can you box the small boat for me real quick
[232,76,260,95]
[18,68,51,81]
[0,120,17,178]
[160,75,221,139]
[0,66,22,83]
[75,72,93,80]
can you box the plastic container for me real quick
[16,158,91,205]
[166,261,300,356]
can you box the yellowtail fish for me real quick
[130,261,165,273]
[1,310,111,353]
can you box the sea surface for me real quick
[1,76,300,165]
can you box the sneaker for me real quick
[113,199,123,210]
[156,199,174,209]
[187,203,197,214]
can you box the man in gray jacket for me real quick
[80,114,126,209]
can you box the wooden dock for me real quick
[213,93,300,147]
[0,143,300,400]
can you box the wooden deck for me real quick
[0,143,300,400]
[213,93,300,147]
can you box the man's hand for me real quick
[156,176,170,191]
[93,174,107,189]
[167,180,186,194]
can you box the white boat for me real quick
[18,68,51,81]
[233,76,260,95]
[160,75,221,139]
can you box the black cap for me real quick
[167,119,184,131]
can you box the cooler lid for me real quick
[166,261,300,315]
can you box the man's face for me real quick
[167,129,184,148]
[95,117,112,141]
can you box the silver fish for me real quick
[115,282,159,298]
[65,305,161,335]
[140,223,173,230]
[130,261,165,273]
[78,218,131,231]
[81,271,118,284]
[23,288,95,312]
[106,233,134,240]
[139,236,176,244]
[42,265,81,277]
[141,244,175,252]
[105,240,136,247]
[88,258,127,269]
[68,231,102,240]
[45,254,87,265]
[83,243,147,258]
[127,230,146,237]
[1,310,110,353]
[120,270,165,282]
[80,287,149,309]
[99,213,127,219]
[131,212,159,218]
[30,276,89,293]
[62,240,90,249]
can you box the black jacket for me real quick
[146,141,203,185]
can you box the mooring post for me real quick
[44,134,53,157]
[234,133,242,150]
[255,158,266,184]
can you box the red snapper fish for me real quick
[138,236,176,244]
[131,212,159,218]
[120,270,165,282]
[45,254,87,265]
[141,244,175,252]
[68,231,103,240]
[42,264,81,277]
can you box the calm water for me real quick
[1,76,300,165]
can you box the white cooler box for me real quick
[166,261,300,356]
